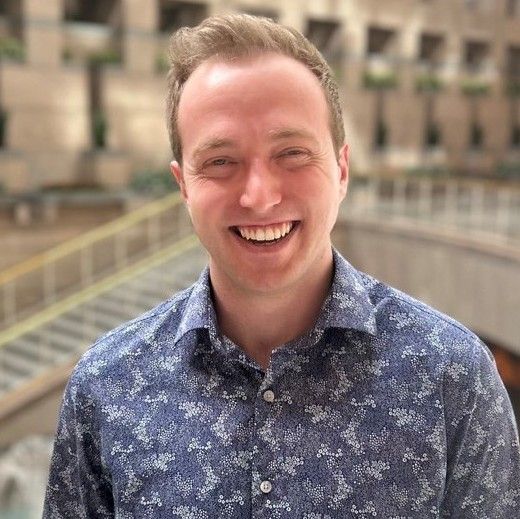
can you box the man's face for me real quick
[172,53,348,296]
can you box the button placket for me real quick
[252,378,279,516]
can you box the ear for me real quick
[170,160,189,203]
[337,143,349,200]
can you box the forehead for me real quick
[176,53,331,156]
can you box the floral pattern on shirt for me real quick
[43,249,520,518]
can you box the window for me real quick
[511,124,520,148]
[159,1,207,33]
[306,19,343,71]
[64,0,120,25]
[418,33,444,66]
[464,40,489,73]
[0,0,22,39]
[506,0,520,16]
[506,46,520,79]
[469,122,484,149]
[240,8,278,21]
[367,27,395,57]
[425,122,441,149]
[374,119,388,150]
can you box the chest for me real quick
[99,364,447,518]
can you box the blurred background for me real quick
[0,0,519,517]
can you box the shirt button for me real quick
[263,389,275,403]
[260,480,272,494]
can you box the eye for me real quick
[210,158,230,166]
[202,156,236,169]
[280,148,306,157]
[198,156,238,177]
[277,148,311,167]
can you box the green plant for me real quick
[0,37,25,61]
[62,47,74,63]
[156,52,169,73]
[505,80,520,97]
[363,71,398,90]
[92,111,107,149]
[406,166,451,177]
[88,48,122,66]
[497,162,520,179]
[130,169,178,194]
[461,79,490,96]
[415,74,443,93]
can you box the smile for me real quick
[231,221,298,244]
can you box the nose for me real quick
[239,159,282,212]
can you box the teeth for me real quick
[237,222,294,241]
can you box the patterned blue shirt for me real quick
[44,249,520,518]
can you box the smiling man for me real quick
[44,14,519,518]
[170,51,348,369]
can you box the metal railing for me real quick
[0,192,191,329]
[1,176,519,329]
[343,176,520,245]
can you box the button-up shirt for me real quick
[43,250,520,518]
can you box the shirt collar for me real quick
[173,247,377,345]
[316,248,378,336]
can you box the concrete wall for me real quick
[0,0,519,192]
[333,217,520,355]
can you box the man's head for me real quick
[168,14,349,297]
[166,14,345,163]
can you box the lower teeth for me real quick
[250,236,283,244]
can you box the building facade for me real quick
[0,0,519,193]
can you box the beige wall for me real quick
[0,0,519,192]
[333,217,520,355]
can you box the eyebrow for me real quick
[192,137,236,162]
[267,127,318,143]
[191,127,319,162]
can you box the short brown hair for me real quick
[166,13,345,162]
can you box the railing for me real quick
[343,176,520,245]
[1,176,519,329]
[0,192,191,329]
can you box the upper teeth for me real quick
[238,222,293,241]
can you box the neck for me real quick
[210,252,334,370]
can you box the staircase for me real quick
[0,238,206,394]
[0,194,208,398]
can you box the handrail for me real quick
[351,174,520,195]
[344,175,520,246]
[0,191,190,328]
[0,234,199,350]
[0,191,183,286]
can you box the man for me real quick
[44,14,519,518]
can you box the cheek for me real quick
[185,190,224,232]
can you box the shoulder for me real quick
[351,268,509,428]
[356,268,491,373]
[69,285,196,391]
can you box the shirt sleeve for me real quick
[42,366,114,518]
[441,340,520,517]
